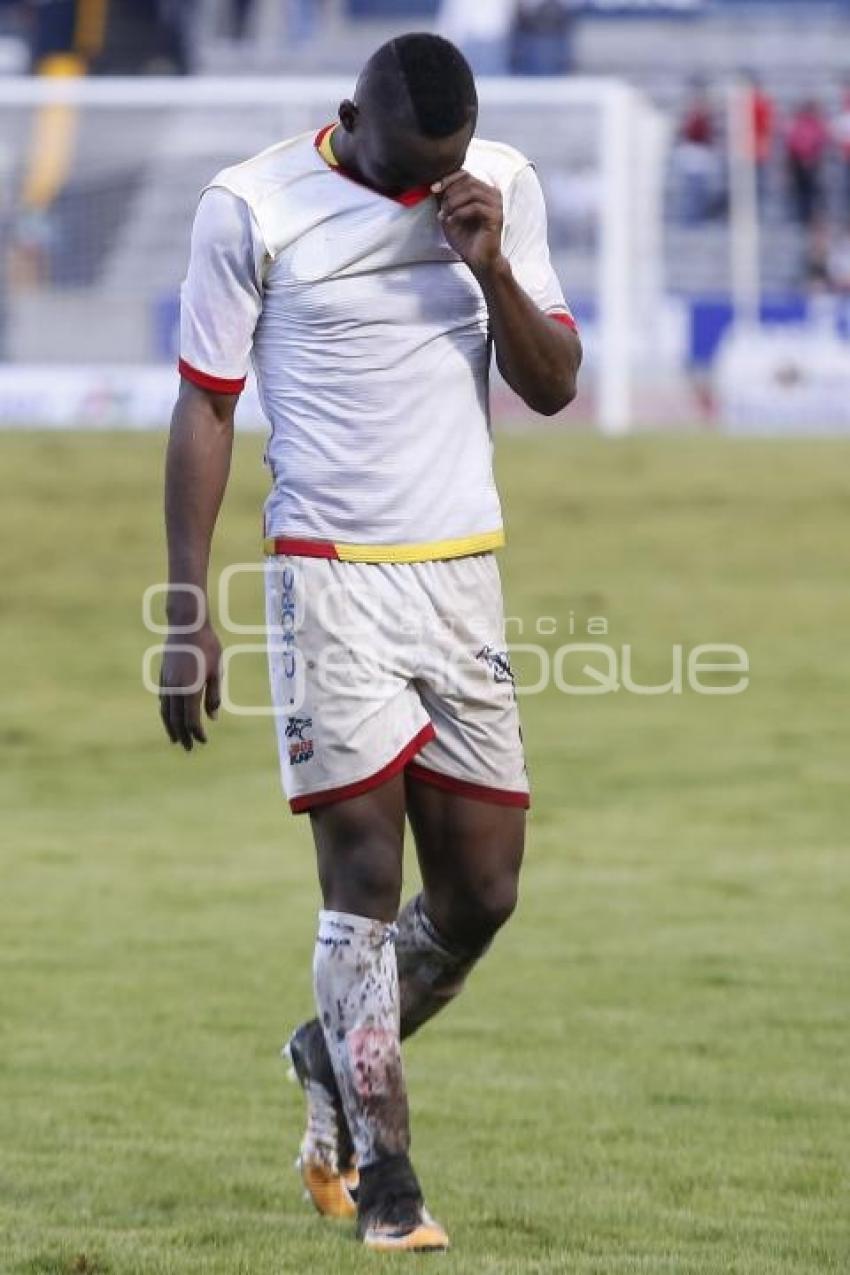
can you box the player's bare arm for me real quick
[434,170,582,416]
[160,380,235,751]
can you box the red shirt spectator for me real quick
[680,89,715,147]
[785,101,830,168]
[785,101,830,225]
[681,107,713,147]
[750,86,775,165]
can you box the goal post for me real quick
[0,75,667,434]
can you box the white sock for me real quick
[313,909,410,1169]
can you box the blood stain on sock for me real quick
[346,1025,408,1153]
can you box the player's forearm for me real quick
[477,256,582,417]
[164,382,236,624]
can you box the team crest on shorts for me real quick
[286,715,314,764]
[475,644,515,685]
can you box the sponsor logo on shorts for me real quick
[285,715,312,741]
[286,714,314,764]
[280,568,298,703]
[475,644,515,685]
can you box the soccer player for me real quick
[160,33,581,1253]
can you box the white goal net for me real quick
[0,76,668,433]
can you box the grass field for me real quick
[1,429,849,1275]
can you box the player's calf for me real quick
[396,892,498,1038]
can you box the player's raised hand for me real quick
[432,172,504,278]
[159,621,222,752]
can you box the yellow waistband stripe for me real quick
[263,530,505,563]
[336,531,505,562]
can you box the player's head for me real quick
[337,34,478,193]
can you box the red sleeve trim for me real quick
[406,762,531,809]
[179,359,246,395]
[549,311,578,332]
[289,724,436,814]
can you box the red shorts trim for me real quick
[290,723,436,814]
[549,311,579,333]
[268,536,339,559]
[178,359,246,395]
[406,762,531,809]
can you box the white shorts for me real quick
[265,553,529,814]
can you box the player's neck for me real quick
[329,126,362,181]
[330,125,403,198]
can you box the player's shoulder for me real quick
[465,138,533,192]
[205,129,319,208]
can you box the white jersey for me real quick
[179,125,575,563]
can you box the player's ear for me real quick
[338,99,359,132]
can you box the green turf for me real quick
[1,430,848,1275]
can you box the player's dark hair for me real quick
[368,34,478,139]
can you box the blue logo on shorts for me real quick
[286,715,314,764]
[475,645,515,685]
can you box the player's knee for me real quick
[349,849,402,916]
[314,810,403,921]
[446,870,519,948]
[475,872,519,936]
[324,845,402,919]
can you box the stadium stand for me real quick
[2,0,850,380]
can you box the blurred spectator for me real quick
[438,0,515,76]
[681,80,714,148]
[672,80,723,224]
[826,227,850,293]
[745,72,776,203]
[62,0,198,74]
[229,0,256,40]
[285,0,325,46]
[832,82,850,221]
[28,0,80,71]
[162,0,200,72]
[510,0,574,76]
[23,0,193,73]
[0,0,27,74]
[223,0,324,52]
[0,0,27,37]
[805,221,850,305]
[785,100,829,227]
